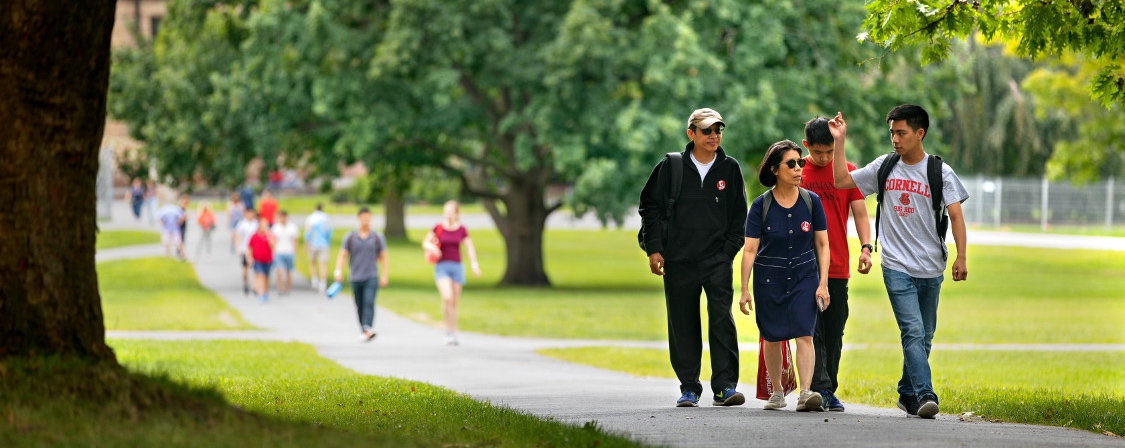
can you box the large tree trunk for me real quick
[0,0,117,361]
[383,182,407,240]
[494,175,551,286]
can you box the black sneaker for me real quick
[917,394,939,419]
[897,394,919,416]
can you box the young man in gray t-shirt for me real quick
[828,105,969,420]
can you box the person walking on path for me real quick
[239,183,256,212]
[125,178,146,221]
[421,200,482,346]
[739,140,831,412]
[800,117,873,412]
[235,208,260,296]
[334,207,389,342]
[227,192,246,254]
[271,210,300,295]
[246,218,276,304]
[304,203,333,292]
[829,106,970,419]
[144,179,158,225]
[194,201,217,260]
[157,198,186,260]
[638,108,748,408]
[258,190,278,226]
[177,195,191,254]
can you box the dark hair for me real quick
[315,203,323,211]
[279,210,288,217]
[357,206,371,215]
[245,208,257,216]
[804,117,833,147]
[757,140,803,187]
[886,104,929,140]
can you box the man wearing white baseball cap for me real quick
[639,108,748,408]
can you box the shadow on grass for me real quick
[0,357,421,448]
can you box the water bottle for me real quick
[326,281,343,299]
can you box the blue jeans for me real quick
[882,267,943,399]
[351,277,379,332]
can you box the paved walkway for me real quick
[98,208,1123,448]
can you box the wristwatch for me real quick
[860,243,874,254]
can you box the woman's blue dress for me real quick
[744,190,828,342]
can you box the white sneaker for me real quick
[443,333,459,346]
[763,391,786,410]
[796,389,824,412]
[311,278,319,290]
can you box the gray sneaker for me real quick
[796,389,824,412]
[763,391,786,410]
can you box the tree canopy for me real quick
[859,0,1125,107]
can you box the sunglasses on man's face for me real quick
[779,158,807,169]
[696,126,724,136]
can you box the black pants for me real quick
[811,278,850,393]
[663,257,739,396]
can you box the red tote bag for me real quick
[755,337,798,400]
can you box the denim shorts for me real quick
[433,260,466,285]
[275,254,295,271]
[253,260,273,275]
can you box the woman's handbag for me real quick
[424,226,443,264]
[755,337,798,400]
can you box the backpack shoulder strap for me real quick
[798,188,813,217]
[666,152,683,206]
[927,154,944,211]
[760,189,774,227]
[873,153,901,253]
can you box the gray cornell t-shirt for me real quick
[343,230,386,282]
[851,154,970,278]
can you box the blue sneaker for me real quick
[712,388,745,406]
[676,391,699,407]
[820,390,845,412]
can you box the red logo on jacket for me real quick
[717,180,726,191]
[900,192,911,205]
[801,221,811,232]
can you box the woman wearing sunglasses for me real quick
[739,140,831,412]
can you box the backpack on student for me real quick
[874,153,949,260]
[637,153,683,252]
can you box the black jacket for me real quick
[639,142,747,263]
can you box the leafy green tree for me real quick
[859,0,1125,106]
[1023,54,1125,182]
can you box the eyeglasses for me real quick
[695,126,724,135]
[779,158,807,169]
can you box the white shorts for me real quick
[309,247,329,263]
[161,230,182,246]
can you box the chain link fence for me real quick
[962,176,1124,232]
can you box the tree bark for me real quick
[382,182,407,240]
[495,174,551,287]
[0,0,117,361]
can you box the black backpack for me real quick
[760,187,813,227]
[874,153,948,260]
[637,153,683,252]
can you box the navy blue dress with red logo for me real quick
[744,189,828,342]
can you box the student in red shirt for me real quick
[258,189,278,225]
[800,117,873,412]
[247,219,276,303]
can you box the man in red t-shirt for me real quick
[258,190,278,225]
[800,117,873,412]
[247,219,276,303]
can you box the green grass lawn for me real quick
[538,346,1124,436]
[0,340,643,448]
[296,228,1125,344]
[273,194,487,216]
[96,230,160,250]
[98,258,254,331]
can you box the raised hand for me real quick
[828,112,847,140]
